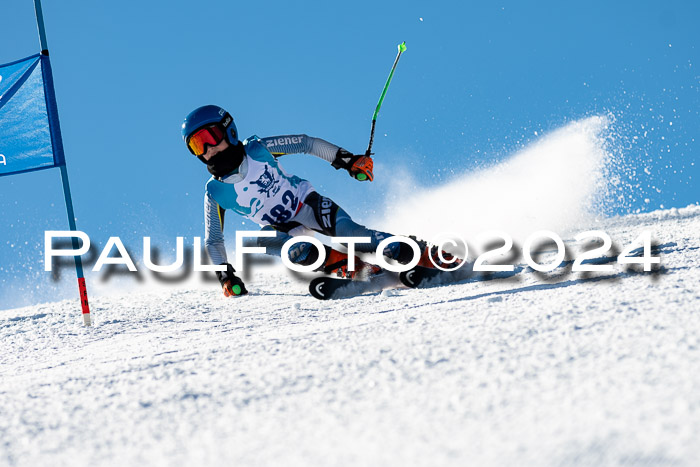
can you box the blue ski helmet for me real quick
[181,105,238,150]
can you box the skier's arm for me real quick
[261,134,373,181]
[204,192,228,265]
[261,134,339,162]
[204,192,248,296]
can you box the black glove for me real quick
[215,263,248,297]
[331,149,374,182]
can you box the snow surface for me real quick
[1,206,699,467]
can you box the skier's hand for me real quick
[349,155,374,182]
[222,278,247,297]
[216,263,248,297]
[331,149,374,182]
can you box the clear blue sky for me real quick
[1,0,698,307]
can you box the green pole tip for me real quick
[398,41,407,53]
[232,284,242,295]
[356,173,368,181]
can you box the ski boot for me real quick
[396,236,463,270]
[319,248,382,281]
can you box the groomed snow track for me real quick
[1,206,699,466]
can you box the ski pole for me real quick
[362,41,407,172]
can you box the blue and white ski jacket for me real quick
[204,134,341,265]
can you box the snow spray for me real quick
[377,115,619,246]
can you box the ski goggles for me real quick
[186,124,226,157]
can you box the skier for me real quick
[183,105,458,297]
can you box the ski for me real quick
[309,270,399,300]
[399,264,522,289]
[398,242,672,290]
[309,242,673,298]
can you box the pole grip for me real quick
[365,120,377,156]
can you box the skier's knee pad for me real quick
[392,242,416,264]
[287,241,330,266]
[391,237,427,264]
